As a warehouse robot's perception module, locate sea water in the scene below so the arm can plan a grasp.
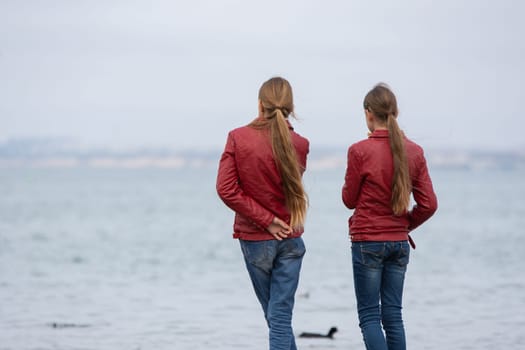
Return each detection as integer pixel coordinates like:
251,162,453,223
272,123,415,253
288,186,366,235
1,166,524,349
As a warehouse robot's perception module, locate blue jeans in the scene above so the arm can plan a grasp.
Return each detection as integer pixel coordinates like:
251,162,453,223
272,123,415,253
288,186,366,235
240,237,306,350
352,241,410,350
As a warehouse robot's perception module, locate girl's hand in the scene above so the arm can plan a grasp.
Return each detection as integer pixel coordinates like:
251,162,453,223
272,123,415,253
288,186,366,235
266,217,292,241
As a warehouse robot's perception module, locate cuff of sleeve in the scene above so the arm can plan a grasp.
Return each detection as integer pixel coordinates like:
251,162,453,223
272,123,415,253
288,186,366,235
259,214,274,231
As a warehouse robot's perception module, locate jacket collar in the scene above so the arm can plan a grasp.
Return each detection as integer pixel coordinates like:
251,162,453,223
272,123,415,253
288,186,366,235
368,129,389,138
252,116,294,130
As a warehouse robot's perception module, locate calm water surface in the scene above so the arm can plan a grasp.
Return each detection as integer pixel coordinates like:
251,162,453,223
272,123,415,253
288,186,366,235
1,167,524,349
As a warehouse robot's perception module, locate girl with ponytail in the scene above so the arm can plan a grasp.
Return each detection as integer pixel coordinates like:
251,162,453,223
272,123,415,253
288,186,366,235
342,83,437,350
217,77,309,349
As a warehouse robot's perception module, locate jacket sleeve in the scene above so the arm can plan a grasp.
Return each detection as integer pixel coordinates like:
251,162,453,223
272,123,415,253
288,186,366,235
299,140,309,175
408,151,438,231
342,146,362,209
216,132,274,230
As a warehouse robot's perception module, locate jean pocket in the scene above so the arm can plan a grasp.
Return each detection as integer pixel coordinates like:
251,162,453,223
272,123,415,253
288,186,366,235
395,242,410,267
281,237,306,259
353,242,386,268
240,240,272,269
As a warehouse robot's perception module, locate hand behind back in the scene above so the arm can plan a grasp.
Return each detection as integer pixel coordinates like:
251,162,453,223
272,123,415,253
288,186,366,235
266,217,292,241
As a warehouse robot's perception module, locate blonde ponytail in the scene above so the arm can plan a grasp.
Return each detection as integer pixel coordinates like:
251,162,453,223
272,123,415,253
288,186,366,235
270,108,308,229
386,114,411,215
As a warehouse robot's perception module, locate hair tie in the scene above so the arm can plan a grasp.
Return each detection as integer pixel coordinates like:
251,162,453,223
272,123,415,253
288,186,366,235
265,106,289,120
265,108,279,120
275,106,290,117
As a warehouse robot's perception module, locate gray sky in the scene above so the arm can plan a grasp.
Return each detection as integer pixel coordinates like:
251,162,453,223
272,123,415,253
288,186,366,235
1,0,524,152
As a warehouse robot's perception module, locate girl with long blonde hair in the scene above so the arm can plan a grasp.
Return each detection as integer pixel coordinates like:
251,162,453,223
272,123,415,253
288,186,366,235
342,83,438,350
217,77,309,349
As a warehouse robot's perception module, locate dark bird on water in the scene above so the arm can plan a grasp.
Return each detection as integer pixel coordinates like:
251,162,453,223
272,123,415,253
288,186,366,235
299,327,338,339
50,322,90,329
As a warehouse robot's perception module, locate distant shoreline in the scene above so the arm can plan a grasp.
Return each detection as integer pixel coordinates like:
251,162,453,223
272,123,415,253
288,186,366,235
1,149,523,171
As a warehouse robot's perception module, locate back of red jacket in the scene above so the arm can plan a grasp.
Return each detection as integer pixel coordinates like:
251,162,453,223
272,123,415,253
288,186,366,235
217,118,309,241
342,129,437,242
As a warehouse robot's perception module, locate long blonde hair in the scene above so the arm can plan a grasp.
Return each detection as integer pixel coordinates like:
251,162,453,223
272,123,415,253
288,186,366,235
249,77,308,229
364,83,411,215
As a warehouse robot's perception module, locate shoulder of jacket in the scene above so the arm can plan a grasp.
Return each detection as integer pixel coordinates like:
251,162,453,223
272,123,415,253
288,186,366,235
350,138,370,151
405,138,425,154
229,125,255,140
347,142,365,161
230,125,249,135
404,139,427,165
295,133,309,147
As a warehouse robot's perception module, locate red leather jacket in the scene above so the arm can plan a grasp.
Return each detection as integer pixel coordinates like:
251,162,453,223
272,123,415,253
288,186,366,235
342,130,437,243
217,118,309,241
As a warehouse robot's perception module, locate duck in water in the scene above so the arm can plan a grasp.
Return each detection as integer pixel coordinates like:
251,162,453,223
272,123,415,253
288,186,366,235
50,322,89,328
299,327,338,339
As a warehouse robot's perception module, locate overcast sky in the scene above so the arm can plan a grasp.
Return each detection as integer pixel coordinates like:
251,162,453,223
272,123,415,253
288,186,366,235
1,0,524,152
